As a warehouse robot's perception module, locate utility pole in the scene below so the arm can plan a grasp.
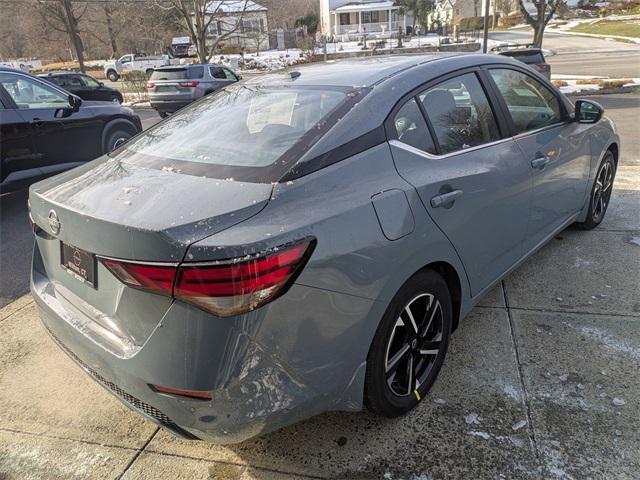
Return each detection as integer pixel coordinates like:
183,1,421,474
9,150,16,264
62,0,86,72
482,0,491,53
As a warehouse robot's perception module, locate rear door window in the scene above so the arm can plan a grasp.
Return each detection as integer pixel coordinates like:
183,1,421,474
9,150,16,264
489,68,561,134
419,72,500,154
391,97,436,154
188,66,204,79
210,67,226,79
67,75,84,87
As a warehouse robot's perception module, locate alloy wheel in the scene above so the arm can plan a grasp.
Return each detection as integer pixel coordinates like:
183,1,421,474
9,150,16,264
384,293,444,397
592,159,614,223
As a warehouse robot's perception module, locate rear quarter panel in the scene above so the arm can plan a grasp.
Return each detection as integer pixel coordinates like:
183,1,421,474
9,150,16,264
184,143,471,407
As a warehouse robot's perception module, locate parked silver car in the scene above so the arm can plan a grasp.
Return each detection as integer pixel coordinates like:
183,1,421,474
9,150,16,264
147,64,240,117
30,54,618,444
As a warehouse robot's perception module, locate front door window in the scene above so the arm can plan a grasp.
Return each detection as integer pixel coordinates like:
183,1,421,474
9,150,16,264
0,73,70,110
489,68,562,133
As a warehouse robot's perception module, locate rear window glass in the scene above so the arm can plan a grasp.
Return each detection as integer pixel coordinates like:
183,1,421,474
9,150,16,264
117,85,351,182
501,51,544,64
150,68,188,80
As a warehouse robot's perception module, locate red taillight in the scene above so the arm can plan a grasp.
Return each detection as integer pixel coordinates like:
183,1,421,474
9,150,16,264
175,239,314,317
150,384,212,401
146,82,155,89
101,258,176,296
178,81,199,87
99,239,315,317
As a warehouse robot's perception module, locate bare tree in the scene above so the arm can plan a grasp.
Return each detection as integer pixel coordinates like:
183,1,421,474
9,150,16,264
518,0,562,47
36,0,87,71
247,28,269,56
158,0,251,63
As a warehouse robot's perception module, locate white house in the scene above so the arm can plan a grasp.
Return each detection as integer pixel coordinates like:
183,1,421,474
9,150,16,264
319,1,415,37
202,0,269,49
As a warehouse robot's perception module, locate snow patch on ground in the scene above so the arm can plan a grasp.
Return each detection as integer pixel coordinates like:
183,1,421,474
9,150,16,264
579,325,640,362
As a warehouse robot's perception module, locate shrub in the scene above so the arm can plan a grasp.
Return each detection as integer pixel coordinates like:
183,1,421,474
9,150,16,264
121,71,148,103
460,16,485,30
552,80,569,87
221,44,242,55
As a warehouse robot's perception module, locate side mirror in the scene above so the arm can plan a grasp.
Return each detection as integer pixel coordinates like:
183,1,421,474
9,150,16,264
237,75,242,80
69,94,82,112
575,99,603,124
98,81,104,87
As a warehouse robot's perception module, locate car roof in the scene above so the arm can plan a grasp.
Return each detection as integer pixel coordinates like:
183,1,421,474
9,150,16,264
38,71,85,76
243,53,522,88
154,63,223,70
0,65,29,74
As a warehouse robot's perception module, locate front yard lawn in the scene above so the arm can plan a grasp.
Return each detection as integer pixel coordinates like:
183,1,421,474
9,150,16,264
570,20,640,38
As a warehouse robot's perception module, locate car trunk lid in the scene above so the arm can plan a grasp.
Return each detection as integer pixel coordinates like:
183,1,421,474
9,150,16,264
29,156,272,353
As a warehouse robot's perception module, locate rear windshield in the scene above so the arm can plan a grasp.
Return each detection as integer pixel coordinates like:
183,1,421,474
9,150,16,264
501,51,544,64
117,85,356,182
150,66,204,80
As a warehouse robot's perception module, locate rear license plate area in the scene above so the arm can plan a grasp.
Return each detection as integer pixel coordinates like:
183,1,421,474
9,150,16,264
60,242,97,288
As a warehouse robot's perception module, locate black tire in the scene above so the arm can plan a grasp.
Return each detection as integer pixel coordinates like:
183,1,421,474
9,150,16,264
158,111,169,118
106,70,119,82
574,150,616,230
365,269,452,417
104,129,132,153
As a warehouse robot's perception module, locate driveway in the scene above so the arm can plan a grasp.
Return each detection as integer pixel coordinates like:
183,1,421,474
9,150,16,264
0,95,638,479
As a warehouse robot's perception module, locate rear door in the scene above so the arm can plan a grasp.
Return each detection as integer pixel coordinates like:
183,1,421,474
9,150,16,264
485,67,591,249
387,70,533,296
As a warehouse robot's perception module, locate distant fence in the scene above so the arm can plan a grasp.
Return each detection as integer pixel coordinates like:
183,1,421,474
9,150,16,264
312,41,481,61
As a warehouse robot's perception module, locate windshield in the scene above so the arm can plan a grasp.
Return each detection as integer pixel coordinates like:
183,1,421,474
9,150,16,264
117,85,354,182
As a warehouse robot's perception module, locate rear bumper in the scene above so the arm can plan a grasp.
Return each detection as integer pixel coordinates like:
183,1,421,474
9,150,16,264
149,98,194,113
31,243,377,443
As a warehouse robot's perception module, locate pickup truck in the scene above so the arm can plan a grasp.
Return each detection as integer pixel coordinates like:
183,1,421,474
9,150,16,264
104,54,177,82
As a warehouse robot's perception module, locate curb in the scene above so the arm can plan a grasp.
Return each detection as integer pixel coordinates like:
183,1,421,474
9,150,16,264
565,85,640,97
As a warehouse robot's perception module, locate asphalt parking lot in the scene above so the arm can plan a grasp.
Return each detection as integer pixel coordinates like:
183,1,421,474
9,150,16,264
0,94,638,480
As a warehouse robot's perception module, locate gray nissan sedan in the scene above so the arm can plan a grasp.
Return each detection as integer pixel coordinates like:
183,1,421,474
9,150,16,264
29,54,619,443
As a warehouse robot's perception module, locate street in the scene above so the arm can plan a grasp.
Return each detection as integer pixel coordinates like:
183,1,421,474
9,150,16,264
489,29,640,78
0,92,639,479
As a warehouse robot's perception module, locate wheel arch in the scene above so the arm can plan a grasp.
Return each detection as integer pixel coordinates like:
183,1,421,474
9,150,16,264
577,138,620,223
101,118,139,153
421,261,462,332
607,141,619,167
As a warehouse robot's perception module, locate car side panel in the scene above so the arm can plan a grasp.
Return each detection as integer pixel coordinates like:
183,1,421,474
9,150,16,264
184,144,471,411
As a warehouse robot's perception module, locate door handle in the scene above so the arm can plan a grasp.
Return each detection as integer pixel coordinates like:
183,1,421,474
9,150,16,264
431,189,463,208
531,155,549,169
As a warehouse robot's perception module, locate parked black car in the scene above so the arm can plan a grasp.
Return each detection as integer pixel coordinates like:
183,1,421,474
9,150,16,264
38,71,124,103
493,46,551,80
0,66,142,193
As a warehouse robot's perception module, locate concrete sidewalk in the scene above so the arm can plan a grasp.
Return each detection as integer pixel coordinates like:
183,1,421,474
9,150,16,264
1,174,639,479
